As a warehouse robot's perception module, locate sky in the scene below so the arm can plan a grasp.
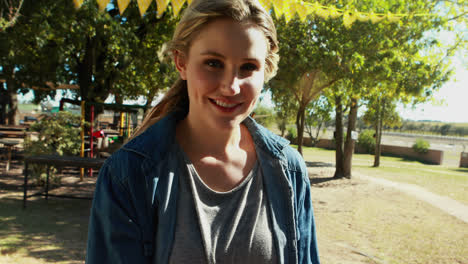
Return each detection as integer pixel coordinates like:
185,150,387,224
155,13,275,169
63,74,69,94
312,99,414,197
396,54,467,123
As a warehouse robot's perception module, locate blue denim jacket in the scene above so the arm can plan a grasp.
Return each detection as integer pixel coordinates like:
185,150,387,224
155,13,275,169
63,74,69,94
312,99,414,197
86,112,320,264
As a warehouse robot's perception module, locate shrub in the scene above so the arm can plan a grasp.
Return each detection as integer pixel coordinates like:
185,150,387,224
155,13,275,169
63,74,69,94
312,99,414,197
357,129,376,154
286,126,297,142
412,138,430,154
24,111,83,185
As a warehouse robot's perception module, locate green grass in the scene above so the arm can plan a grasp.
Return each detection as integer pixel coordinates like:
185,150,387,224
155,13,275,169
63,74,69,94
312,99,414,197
296,145,468,205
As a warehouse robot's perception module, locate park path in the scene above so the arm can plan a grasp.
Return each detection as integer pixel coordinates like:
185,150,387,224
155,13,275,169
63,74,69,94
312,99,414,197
355,173,468,224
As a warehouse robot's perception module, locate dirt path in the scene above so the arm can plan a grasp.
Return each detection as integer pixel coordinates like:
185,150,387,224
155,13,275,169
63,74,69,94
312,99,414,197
355,173,468,224
308,166,468,264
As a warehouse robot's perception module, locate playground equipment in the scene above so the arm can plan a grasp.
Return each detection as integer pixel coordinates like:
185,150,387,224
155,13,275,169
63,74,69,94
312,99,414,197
59,98,146,179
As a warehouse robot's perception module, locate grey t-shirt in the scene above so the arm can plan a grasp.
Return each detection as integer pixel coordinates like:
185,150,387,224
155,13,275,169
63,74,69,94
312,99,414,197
168,147,277,264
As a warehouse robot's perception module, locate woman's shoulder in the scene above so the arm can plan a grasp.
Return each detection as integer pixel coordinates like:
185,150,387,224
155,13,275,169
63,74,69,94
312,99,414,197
280,145,308,179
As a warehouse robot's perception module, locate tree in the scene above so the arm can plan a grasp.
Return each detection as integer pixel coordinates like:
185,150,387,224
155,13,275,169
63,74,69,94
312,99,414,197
363,95,401,167
271,16,340,155
304,94,332,145
0,0,178,124
325,0,464,178
440,124,451,135
0,0,24,29
273,94,296,137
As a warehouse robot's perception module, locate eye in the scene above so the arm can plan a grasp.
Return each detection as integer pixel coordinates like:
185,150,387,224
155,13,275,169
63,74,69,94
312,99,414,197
240,63,258,72
205,59,223,69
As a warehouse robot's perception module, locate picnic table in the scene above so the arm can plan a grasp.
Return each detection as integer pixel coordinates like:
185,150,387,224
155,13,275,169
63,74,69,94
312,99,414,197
0,139,20,171
23,155,106,208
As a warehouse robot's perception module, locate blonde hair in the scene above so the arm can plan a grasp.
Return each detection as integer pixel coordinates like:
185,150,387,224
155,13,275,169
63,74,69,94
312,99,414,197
132,0,279,137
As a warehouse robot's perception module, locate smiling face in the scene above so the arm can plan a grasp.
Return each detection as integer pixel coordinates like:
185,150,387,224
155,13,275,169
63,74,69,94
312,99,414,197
174,18,268,132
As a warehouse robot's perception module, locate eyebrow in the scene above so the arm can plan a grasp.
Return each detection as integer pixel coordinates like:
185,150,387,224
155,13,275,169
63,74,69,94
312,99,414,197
200,50,260,62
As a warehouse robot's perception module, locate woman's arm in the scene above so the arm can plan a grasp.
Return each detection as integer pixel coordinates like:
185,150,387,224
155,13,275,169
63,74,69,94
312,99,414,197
286,147,321,264
86,160,151,264
296,175,320,264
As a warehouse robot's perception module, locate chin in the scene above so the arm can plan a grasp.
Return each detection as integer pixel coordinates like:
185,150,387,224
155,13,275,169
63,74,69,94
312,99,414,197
212,115,246,131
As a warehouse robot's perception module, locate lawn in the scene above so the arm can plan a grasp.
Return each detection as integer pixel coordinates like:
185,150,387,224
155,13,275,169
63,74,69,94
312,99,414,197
298,145,468,205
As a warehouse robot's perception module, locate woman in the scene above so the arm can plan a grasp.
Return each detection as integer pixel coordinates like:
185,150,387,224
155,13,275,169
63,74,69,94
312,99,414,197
86,0,320,263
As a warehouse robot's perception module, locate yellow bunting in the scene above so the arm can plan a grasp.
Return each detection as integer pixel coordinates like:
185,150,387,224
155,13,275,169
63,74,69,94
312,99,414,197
156,0,170,18
312,2,321,13
304,2,315,18
328,6,340,19
97,0,110,12
343,12,356,28
116,0,131,15
284,0,296,22
272,0,285,18
258,0,271,10
137,0,152,16
315,6,329,19
71,0,435,26
369,12,384,23
295,2,308,21
356,11,368,22
171,0,185,16
387,12,401,23
73,0,84,8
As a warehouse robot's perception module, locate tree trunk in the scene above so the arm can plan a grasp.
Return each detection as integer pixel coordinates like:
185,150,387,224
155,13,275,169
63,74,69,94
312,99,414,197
5,66,19,125
373,102,382,167
373,101,384,167
296,105,306,155
334,95,345,178
0,88,6,125
314,121,323,146
343,98,358,178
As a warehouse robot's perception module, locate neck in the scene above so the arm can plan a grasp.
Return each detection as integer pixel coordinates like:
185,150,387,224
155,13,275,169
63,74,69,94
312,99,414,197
176,117,246,160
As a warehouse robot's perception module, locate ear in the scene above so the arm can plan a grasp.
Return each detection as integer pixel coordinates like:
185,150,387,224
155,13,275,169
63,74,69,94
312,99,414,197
173,50,188,80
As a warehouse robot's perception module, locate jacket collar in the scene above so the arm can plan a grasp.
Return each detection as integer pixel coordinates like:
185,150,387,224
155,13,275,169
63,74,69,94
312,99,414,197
122,111,290,161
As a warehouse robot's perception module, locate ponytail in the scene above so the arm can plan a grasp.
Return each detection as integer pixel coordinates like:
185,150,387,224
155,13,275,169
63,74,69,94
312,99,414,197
131,78,189,138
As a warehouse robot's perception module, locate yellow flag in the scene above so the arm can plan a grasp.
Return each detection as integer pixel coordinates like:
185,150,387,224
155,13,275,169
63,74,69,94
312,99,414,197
328,6,340,19
97,0,110,12
312,2,321,14
258,0,271,10
356,12,367,22
387,12,401,23
304,2,315,17
284,0,295,22
369,12,384,24
73,0,84,8
315,6,329,19
343,12,356,28
171,0,185,16
295,2,307,21
117,0,131,15
137,0,153,16
156,0,170,18
272,0,284,18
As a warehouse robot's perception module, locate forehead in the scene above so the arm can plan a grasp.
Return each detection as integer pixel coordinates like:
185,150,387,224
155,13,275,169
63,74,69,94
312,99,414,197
188,18,268,60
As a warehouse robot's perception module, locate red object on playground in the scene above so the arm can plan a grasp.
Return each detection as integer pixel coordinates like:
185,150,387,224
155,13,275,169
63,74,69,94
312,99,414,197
92,130,105,138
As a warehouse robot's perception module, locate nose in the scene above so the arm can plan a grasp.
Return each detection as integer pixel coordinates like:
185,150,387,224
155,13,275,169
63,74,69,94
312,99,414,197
220,68,241,96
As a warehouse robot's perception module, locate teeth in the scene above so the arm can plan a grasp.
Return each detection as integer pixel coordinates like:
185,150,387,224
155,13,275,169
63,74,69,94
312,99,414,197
214,99,237,108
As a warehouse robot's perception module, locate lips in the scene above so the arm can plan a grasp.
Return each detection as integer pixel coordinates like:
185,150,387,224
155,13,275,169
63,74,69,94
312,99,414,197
209,98,242,112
